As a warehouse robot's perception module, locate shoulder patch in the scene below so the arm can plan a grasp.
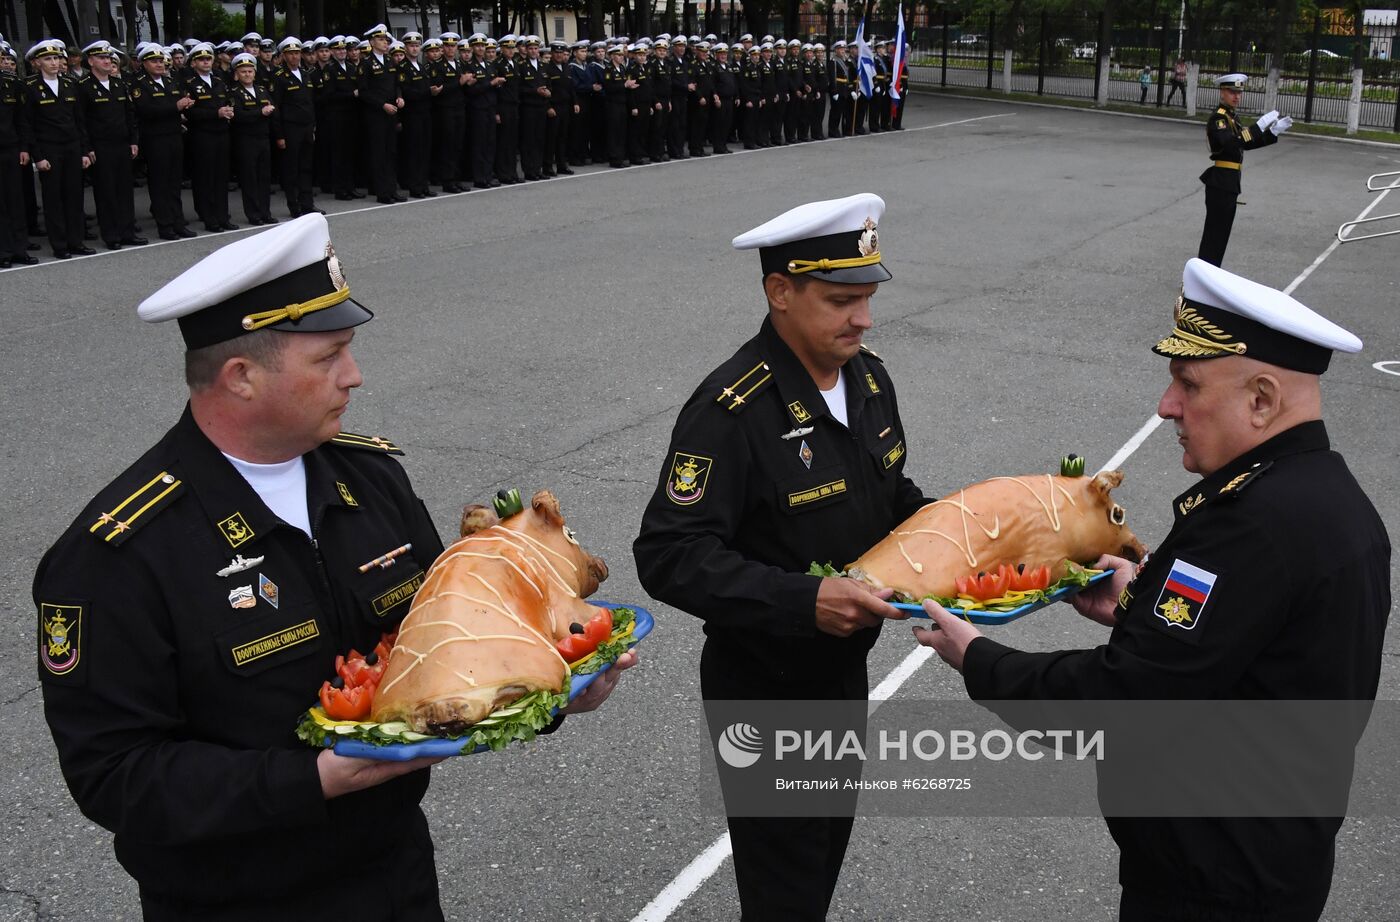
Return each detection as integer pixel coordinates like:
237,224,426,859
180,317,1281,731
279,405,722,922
715,359,772,414
88,470,185,547
859,343,883,362
1217,461,1272,500
329,432,404,455
39,600,87,684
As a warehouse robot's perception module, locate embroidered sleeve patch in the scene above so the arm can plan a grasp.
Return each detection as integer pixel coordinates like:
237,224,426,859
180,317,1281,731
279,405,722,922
667,452,713,506
39,603,83,676
1151,559,1218,635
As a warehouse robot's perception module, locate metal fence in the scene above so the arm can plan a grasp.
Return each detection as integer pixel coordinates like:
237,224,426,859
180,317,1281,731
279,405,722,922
900,11,1400,134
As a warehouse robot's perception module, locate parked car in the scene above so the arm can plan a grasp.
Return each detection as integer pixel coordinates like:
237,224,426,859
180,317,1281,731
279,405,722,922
1301,48,1342,58
955,34,985,48
1072,42,1098,60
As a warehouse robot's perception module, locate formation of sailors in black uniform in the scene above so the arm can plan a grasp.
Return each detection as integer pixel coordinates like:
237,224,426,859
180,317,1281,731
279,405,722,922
0,27,910,268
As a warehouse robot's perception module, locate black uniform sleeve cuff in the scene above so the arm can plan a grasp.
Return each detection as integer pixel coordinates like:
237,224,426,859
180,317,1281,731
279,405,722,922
962,636,1017,701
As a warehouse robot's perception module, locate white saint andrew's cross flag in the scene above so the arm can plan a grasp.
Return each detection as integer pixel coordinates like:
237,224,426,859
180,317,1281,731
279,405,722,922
854,18,876,97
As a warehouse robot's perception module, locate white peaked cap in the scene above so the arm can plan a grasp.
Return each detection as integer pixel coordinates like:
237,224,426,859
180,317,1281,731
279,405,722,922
733,193,891,284
138,214,372,348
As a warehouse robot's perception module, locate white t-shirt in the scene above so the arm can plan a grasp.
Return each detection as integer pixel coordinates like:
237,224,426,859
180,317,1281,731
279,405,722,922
223,453,312,537
43,77,60,96
820,369,849,428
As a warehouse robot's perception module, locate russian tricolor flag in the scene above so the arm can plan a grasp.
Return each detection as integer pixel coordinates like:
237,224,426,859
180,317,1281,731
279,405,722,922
1164,559,1217,606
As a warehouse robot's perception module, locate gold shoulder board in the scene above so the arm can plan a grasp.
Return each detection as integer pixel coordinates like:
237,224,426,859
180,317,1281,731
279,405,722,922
715,359,773,414
1218,461,1273,499
87,470,185,547
330,432,405,455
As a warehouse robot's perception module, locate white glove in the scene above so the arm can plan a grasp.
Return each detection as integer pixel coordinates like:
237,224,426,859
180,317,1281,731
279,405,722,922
1255,110,1278,132
850,90,857,101
1271,115,1293,135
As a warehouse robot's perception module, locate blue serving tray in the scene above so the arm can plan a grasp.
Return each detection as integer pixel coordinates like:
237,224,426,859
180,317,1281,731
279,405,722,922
892,570,1114,625
329,603,653,761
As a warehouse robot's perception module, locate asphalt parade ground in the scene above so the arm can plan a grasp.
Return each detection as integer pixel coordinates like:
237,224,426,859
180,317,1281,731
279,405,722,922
1,93,1397,921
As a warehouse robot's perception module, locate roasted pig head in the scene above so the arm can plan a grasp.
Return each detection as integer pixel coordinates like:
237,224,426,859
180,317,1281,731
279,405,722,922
848,471,1147,602
372,490,609,734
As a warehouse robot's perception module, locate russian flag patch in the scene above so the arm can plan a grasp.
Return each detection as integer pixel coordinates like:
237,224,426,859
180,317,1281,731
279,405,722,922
1152,559,1218,633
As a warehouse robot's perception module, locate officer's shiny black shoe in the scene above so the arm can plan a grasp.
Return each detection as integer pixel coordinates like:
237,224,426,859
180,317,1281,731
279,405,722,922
221,222,240,231
0,258,8,269
176,227,197,239
158,229,180,240
72,246,96,256
11,254,38,265
123,235,149,246
53,250,72,259
105,240,123,250
558,168,574,175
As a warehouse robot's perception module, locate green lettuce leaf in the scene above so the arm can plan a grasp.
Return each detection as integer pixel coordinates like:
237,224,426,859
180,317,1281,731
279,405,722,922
807,561,846,578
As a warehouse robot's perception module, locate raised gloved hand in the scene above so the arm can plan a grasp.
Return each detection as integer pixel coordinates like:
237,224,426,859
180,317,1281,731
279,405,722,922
1271,115,1293,135
1255,110,1279,132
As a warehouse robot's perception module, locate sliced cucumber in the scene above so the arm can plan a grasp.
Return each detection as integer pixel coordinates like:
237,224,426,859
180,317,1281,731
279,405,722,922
491,706,525,718
401,731,433,742
333,724,360,735
376,721,410,737
473,717,502,727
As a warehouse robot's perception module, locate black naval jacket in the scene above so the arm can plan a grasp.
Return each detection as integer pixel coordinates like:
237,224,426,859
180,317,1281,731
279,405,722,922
183,72,231,135
130,73,187,138
35,407,446,906
23,72,89,158
1200,102,1277,195
270,65,317,135
635,317,928,684
963,420,1390,913
77,73,137,145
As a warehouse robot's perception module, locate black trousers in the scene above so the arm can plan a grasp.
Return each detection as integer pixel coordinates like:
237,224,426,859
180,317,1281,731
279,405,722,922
234,132,272,223
702,640,867,922
280,122,315,214
741,101,762,148
399,111,431,193
434,111,465,185
606,103,627,165
0,147,26,257
495,107,520,180
364,109,398,199
313,103,330,188
1119,887,1327,922
140,808,443,922
627,107,648,163
769,97,785,144
667,98,687,157
827,95,846,138
1198,184,1237,267
188,128,230,227
143,133,188,233
546,106,570,172
91,138,137,244
809,94,826,139
785,93,801,141
326,108,356,195
853,94,868,133
650,101,669,160
570,96,592,162
710,97,734,151
468,106,496,187
38,142,85,251
689,98,710,154
519,104,546,177
876,91,892,130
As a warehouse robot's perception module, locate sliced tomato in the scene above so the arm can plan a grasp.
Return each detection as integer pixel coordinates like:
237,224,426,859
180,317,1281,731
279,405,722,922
954,565,1014,601
319,680,372,720
1010,564,1052,593
335,649,387,689
556,608,614,662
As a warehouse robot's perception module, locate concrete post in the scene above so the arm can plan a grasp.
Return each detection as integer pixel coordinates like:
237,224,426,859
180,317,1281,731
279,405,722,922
1096,54,1109,106
1186,62,1198,117
1347,68,1363,134
1003,48,1013,94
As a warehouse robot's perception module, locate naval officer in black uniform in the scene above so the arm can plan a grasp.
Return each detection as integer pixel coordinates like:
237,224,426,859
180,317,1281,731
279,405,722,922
916,257,1390,922
635,193,929,921
35,213,634,920
1198,73,1291,267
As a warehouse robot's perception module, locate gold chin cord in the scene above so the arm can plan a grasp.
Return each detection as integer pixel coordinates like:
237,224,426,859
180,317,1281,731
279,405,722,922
241,286,352,331
786,252,881,274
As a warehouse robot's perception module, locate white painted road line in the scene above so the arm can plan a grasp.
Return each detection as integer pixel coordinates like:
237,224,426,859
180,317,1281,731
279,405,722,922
630,832,734,922
629,172,1383,922
0,112,1012,277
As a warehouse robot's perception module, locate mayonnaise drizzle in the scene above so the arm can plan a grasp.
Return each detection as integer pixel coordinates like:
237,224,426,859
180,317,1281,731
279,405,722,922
897,541,924,574
988,475,1066,532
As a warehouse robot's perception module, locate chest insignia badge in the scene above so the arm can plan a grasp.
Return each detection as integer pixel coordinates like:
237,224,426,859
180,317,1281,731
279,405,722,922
336,481,358,506
787,400,812,424
258,573,280,609
217,554,264,577
218,512,255,548
228,585,257,609
780,426,814,441
798,440,813,469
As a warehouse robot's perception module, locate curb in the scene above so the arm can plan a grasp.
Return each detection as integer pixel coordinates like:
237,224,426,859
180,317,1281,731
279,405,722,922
908,85,1400,150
